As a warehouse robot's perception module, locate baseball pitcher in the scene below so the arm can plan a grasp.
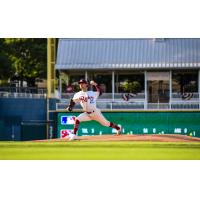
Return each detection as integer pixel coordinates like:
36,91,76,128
67,79,121,140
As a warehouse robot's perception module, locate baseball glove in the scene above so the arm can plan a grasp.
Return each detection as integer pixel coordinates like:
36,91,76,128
67,106,73,112
67,99,75,112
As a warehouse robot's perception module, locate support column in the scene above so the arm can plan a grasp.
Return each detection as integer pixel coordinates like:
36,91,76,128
169,70,172,109
47,38,56,98
85,71,88,80
59,70,62,98
144,71,147,109
116,72,119,93
112,71,115,101
47,38,56,139
199,69,200,109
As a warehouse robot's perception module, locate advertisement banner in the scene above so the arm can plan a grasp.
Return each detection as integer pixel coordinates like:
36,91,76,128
61,116,75,125
57,111,200,138
60,129,74,139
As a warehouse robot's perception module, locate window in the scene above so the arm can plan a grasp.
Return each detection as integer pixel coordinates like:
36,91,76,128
88,71,112,93
172,70,198,94
60,71,85,93
115,72,144,93
147,72,169,103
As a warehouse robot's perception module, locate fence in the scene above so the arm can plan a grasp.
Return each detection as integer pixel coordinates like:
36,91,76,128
0,87,47,99
57,111,200,138
56,102,200,110
0,86,47,93
0,98,48,141
20,121,55,141
1,87,199,110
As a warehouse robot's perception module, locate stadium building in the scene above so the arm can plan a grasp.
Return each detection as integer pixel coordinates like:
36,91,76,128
56,38,200,110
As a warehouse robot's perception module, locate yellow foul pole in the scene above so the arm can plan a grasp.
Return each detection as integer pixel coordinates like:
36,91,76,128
47,38,56,139
47,38,56,98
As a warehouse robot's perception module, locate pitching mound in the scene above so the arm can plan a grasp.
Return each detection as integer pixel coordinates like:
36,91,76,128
77,134,200,142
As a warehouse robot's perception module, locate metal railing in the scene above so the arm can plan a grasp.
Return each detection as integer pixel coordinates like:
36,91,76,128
56,100,145,110
1,88,199,110
0,92,46,98
0,86,47,93
56,92,200,110
61,92,145,100
0,87,47,99
56,101,200,110
171,101,199,109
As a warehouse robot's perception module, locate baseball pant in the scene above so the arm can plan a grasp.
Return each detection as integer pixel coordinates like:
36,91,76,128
77,109,110,127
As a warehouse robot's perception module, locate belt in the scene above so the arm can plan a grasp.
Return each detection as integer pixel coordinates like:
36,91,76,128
86,110,95,114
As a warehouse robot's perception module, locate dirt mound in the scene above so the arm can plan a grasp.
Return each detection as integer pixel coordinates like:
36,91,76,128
78,134,200,142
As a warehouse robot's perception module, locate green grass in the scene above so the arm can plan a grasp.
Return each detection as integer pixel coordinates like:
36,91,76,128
0,141,200,160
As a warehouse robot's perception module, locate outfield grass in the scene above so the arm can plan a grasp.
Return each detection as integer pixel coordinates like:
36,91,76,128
0,141,200,160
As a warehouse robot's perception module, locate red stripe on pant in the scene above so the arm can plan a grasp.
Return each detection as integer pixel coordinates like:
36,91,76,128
73,119,80,135
109,122,120,130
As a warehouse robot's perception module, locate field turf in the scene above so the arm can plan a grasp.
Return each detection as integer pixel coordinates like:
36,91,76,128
0,141,200,160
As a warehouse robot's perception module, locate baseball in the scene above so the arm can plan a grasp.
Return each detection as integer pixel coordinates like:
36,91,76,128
90,80,95,85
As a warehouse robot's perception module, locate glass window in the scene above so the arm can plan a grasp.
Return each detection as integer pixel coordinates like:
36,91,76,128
172,70,198,93
115,72,144,93
88,71,112,93
147,72,169,103
61,71,85,93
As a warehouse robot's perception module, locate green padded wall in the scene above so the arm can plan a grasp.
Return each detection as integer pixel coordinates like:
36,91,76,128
57,111,200,138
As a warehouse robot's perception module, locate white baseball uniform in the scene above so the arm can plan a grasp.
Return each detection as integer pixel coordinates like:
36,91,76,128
72,90,110,127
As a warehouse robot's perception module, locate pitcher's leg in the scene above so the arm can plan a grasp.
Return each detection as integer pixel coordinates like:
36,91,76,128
109,122,121,131
92,110,121,134
73,113,91,135
73,118,80,135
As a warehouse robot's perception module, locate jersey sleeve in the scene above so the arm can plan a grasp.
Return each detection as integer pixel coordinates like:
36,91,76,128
72,93,80,103
94,91,100,99
93,85,102,98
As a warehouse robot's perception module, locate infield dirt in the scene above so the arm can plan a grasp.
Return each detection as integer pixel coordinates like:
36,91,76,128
78,134,200,142
48,134,200,142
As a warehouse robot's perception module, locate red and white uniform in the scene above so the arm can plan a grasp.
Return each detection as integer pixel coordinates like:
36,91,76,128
72,90,110,126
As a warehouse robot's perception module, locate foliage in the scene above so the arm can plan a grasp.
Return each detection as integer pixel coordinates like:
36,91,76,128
120,80,141,93
0,39,13,80
0,38,47,86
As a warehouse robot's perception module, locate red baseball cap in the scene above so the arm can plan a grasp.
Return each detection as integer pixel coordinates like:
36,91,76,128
78,79,88,84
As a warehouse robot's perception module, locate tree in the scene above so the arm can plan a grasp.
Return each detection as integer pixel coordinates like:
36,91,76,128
4,38,47,87
0,39,13,82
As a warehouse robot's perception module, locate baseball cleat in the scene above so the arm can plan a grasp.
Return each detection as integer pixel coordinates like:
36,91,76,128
113,127,122,136
117,127,122,135
68,133,77,141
